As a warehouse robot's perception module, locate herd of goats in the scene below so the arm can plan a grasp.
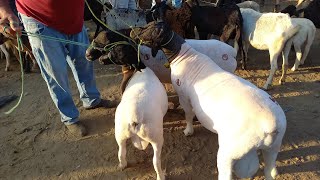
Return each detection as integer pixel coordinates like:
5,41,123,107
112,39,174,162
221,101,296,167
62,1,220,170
1,0,319,179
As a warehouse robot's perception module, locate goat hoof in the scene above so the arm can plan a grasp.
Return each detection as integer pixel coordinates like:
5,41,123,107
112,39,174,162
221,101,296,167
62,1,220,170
31,65,41,73
5,67,10,71
262,84,272,91
183,128,194,136
291,67,297,72
118,162,127,171
279,80,285,85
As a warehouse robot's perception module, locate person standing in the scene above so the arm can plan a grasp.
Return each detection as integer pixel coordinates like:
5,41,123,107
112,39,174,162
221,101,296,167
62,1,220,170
0,0,113,137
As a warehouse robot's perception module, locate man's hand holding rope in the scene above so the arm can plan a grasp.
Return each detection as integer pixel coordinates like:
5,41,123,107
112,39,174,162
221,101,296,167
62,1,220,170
0,0,22,38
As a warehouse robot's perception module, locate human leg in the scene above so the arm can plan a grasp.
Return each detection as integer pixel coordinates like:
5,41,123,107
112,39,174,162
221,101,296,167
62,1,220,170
20,14,82,126
66,26,102,109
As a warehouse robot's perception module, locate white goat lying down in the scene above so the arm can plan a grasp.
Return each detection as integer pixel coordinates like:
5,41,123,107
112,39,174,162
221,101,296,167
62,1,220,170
240,8,301,90
131,22,287,180
140,39,237,83
282,18,316,71
115,67,168,180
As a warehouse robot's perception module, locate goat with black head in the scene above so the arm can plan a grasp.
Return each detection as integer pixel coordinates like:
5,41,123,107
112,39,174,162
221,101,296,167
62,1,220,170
85,29,144,70
85,29,146,94
147,0,246,69
130,21,287,180
296,0,320,28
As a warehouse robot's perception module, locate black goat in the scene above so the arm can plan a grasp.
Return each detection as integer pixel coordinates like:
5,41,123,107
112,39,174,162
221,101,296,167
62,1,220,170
301,0,320,28
85,29,145,94
280,5,300,17
189,0,246,69
281,1,320,28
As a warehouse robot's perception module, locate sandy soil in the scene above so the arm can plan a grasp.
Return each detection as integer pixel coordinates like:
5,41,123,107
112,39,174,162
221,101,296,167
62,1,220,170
0,1,320,179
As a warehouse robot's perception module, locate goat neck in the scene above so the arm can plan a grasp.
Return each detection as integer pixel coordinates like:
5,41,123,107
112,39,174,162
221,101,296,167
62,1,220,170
120,65,136,94
161,32,185,63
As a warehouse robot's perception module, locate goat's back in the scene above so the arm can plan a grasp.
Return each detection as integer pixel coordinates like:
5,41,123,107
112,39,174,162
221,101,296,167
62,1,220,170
170,44,285,138
121,67,168,117
241,8,296,48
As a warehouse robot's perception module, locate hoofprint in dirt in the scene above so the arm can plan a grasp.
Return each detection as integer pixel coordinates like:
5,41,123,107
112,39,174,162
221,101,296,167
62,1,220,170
1,4,320,180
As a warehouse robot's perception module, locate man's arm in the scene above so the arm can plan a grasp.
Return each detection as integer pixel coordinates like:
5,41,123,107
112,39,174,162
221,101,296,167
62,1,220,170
0,0,21,36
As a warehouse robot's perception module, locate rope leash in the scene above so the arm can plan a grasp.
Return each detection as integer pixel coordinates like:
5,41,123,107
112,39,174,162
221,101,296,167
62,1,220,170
4,33,24,115
3,0,146,114
85,0,146,65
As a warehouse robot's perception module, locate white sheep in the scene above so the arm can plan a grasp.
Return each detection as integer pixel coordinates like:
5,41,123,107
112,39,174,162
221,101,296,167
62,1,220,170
131,21,287,179
240,8,300,90
237,1,260,12
140,39,238,83
282,18,316,72
115,67,168,180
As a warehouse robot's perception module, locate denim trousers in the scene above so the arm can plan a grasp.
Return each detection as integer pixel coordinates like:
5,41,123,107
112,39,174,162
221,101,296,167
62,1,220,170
19,13,101,125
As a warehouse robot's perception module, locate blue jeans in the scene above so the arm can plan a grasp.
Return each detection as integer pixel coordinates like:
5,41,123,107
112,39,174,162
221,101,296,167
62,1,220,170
19,13,101,125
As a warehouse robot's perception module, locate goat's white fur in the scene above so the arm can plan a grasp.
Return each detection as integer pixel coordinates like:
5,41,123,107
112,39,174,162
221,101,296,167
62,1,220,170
168,43,286,179
0,44,10,71
140,39,237,83
237,1,260,12
115,67,168,180
283,18,316,71
240,8,300,89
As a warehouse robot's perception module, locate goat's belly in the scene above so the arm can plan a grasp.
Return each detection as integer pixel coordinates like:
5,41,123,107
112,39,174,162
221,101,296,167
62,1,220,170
249,39,269,50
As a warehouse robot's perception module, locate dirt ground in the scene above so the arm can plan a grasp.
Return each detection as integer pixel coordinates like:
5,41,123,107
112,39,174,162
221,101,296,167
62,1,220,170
1,1,320,180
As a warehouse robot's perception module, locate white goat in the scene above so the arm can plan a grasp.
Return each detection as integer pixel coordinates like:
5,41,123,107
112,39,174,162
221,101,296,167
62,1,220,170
282,18,316,71
240,8,300,90
237,1,260,12
0,44,10,71
131,22,287,179
172,43,286,180
115,67,168,180
140,39,237,83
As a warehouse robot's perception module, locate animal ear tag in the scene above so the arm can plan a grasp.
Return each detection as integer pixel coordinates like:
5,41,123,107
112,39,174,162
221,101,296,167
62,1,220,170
164,62,170,68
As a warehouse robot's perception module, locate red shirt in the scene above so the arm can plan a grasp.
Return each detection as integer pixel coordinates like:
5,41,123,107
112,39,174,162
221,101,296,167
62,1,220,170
16,0,84,34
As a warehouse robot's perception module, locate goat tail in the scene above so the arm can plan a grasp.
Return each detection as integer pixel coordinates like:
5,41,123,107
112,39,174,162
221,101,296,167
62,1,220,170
131,134,149,150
